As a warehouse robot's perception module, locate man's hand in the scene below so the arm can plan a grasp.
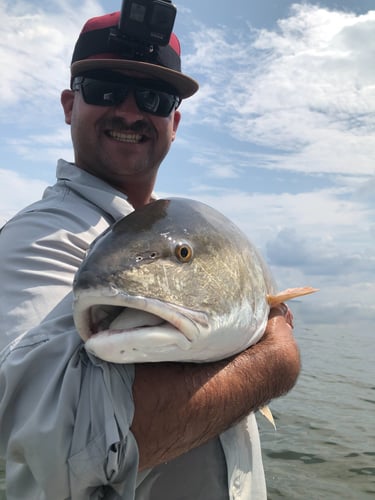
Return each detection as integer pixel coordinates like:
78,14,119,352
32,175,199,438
268,302,294,328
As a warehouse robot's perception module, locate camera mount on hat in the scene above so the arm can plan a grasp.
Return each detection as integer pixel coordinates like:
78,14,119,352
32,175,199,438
108,0,177,59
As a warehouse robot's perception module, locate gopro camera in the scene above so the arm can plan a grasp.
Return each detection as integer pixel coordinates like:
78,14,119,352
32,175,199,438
109,0,177,57
119,0,176,45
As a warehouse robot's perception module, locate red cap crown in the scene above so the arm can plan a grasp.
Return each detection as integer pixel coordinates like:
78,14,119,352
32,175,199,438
71,11,198,99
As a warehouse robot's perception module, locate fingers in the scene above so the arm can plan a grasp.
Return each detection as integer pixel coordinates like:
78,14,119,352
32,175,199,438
268,303,294,329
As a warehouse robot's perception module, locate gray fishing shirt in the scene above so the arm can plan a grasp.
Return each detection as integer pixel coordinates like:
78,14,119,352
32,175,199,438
0,159,266,499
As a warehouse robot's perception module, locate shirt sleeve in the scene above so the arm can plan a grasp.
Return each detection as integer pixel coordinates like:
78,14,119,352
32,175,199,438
0,205,110,350
0,321,139,500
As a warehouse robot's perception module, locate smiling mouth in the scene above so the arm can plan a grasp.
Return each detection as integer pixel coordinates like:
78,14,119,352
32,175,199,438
106,130,146,144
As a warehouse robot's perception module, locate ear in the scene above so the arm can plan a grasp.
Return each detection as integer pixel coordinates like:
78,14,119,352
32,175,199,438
61,90,75,125
171,110,181,142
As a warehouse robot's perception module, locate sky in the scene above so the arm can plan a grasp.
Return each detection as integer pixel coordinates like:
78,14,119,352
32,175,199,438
0,0,374,339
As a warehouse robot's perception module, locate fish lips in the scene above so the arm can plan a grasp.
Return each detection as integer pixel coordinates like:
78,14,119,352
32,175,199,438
73,286,210,363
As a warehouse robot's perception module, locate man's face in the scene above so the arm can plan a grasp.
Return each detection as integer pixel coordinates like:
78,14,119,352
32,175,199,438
61,70,181,194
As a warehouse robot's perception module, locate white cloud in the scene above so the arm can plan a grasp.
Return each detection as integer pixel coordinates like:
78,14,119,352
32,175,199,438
0,168,48,224
0,0,104,113
185,185,373,245
266,227,375,280
7,127,73,163
182,4,375,175
0,0,102,167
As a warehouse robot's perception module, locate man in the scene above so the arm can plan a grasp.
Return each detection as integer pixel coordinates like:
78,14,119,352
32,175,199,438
0,10,300,500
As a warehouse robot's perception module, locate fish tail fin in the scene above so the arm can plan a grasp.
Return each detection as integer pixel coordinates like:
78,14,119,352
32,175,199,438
267,286,318,307
259,405,276,429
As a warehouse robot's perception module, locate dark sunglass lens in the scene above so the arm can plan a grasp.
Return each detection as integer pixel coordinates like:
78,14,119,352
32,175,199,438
81,80,128,106
76,77,179,116
137,89,161,114
136,88,177,117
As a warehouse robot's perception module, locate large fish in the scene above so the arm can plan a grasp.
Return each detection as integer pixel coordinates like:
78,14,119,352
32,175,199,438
73,197,316,365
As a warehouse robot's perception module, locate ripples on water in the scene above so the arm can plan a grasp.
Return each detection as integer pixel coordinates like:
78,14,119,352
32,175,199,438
0,460,4,500
0,315,374,498
260,316,375,499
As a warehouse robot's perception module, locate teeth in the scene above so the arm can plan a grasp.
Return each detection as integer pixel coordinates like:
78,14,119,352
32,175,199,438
108,131,143,143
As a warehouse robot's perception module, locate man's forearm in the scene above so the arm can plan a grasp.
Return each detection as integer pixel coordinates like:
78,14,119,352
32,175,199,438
131,307,300,470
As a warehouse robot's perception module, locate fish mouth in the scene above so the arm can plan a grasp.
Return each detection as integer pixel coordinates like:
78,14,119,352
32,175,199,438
73,286,210,359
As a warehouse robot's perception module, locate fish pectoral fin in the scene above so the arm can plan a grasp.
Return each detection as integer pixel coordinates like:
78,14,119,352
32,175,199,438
259,405,276,430
267,286,318,307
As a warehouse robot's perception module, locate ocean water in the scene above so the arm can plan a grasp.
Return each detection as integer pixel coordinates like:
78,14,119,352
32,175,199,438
260,315,375,499
0,463,3,500
0,314,373,499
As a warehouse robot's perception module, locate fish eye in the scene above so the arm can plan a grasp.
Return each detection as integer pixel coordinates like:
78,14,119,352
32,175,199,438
175,242,193,263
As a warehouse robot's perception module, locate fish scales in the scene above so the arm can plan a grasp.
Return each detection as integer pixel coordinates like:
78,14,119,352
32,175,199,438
73,198,316,364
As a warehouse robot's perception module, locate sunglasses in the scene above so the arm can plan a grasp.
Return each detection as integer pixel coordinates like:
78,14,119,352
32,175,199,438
72,75,181,117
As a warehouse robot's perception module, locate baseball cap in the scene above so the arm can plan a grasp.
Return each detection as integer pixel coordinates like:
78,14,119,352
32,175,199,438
71,11,199,99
